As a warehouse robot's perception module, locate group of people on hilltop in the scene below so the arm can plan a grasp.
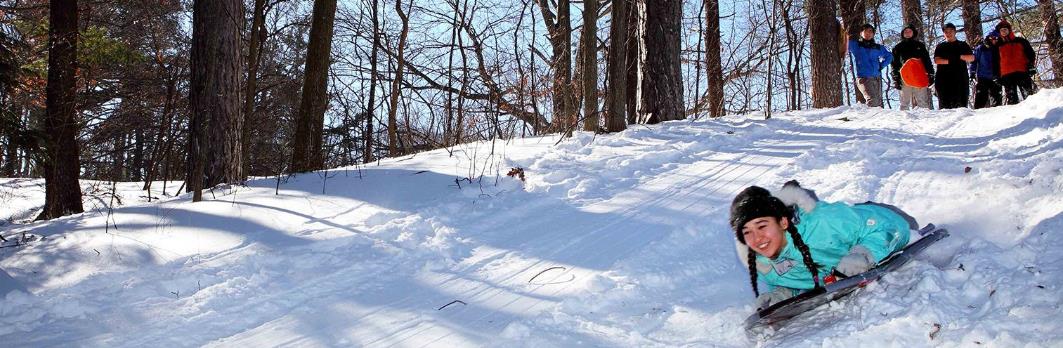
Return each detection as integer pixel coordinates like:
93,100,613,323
846,20,1038,110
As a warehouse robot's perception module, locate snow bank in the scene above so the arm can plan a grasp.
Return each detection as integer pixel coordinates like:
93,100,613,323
2,90,1062,347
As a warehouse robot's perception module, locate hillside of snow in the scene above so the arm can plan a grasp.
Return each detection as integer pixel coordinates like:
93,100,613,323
2,89,1062,347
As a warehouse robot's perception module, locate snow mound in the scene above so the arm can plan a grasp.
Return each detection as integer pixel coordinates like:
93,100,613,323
2,90,1062,346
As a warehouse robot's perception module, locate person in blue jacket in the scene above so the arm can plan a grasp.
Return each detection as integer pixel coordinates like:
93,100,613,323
730,181,915,310
847,24,893,107
970,33,1003,109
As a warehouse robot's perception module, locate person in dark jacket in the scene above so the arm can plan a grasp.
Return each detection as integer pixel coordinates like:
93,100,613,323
934,23,975,109
890,24,935,110
969,34,1003,108
994,20,1037,104
846,24,893,107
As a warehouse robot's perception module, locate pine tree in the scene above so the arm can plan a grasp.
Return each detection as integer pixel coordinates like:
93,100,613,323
188,0,244,201
37,0,84,220
291,0,339,171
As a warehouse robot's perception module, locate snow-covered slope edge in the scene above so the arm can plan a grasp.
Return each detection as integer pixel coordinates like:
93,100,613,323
0,89,1061,347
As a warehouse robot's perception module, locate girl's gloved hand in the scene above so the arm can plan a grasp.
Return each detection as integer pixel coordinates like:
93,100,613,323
836,245,875,276
755,287,793,311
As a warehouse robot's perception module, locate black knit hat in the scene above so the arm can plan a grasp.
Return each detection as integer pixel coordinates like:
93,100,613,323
730,186,793,244
902,24,918,38
943,22,957,31
861,23,875,32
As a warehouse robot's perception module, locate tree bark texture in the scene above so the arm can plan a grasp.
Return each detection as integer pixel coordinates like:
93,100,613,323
546,0,575,132
901,0,925,43
386,0,410,156
839,0,867,104
605,0,629,132
704,0,724,118
1040,0,1063,85
582,0,599,132
624,1,638,125
189,0,244,201
242,0,268,177
961,0,983,45
291,0,338,171
38,0,84,220
807,0,844,108
636,0,684,124
839,0,866,45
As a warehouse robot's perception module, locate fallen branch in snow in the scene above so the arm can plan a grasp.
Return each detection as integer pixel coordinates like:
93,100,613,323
529,266,566,283
453,177,473,189
437,300,466,310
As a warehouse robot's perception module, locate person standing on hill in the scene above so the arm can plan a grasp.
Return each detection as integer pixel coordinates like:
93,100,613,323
993,20,1037,104
933,23,975,109
846,24,893,108
890,24,935,110
970,34,1003,109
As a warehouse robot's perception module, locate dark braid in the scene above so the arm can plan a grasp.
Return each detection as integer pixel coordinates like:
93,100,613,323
747,246,760,297
786,223,823,288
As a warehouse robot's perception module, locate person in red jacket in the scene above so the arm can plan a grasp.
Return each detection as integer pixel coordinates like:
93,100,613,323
994,20,1037,104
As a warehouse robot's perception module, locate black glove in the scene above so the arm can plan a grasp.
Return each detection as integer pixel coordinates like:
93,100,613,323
1028,68,1038,77
927,74,935,86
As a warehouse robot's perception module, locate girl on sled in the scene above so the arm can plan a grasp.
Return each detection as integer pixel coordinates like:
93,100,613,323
729,181,917,309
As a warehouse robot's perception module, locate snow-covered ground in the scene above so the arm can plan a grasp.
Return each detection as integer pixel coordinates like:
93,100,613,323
2,89,1062,347
1,178,184,226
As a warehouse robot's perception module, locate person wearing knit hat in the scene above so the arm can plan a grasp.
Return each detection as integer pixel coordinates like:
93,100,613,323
970,32,1003,108
890,24,935,110
730,181,915,310
844,23,893,107
993,20,1038,104
933,23,975,109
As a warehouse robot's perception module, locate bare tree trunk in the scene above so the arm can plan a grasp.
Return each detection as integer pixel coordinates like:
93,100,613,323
572,28,586,127
189,0,244,201
764,0,779,118
444,0,459,146
807,0,843,108
781,0,799,110
143,65,179,191
2,118,16,176
38,0,84,220
704,0,724,117
961,0,983,45
364,0,380,163
1040,0,1063,85
637,0,684,123
291,0,337,172
605,0,630,132
242,0,268,177
625,2,638,124
902,0,925,43
540,0,575,132
456,0,470,144
387,0,411,156
582,0,599,132
132,128,144,181
839,0,867,104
